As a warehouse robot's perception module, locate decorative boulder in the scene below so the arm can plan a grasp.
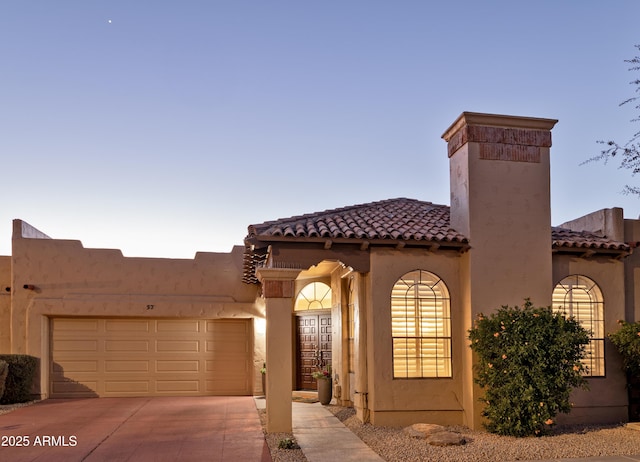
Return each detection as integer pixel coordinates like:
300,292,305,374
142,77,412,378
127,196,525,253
403,423,446,439
427,431,466,446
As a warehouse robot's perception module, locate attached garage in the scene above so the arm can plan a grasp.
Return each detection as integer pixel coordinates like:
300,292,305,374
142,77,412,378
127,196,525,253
50,318,252,398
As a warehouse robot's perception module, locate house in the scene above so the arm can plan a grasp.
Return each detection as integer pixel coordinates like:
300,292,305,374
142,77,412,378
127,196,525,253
1,112,637,434
0,224,263,400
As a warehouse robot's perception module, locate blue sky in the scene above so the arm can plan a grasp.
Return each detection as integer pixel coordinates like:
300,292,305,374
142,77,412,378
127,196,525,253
2,1,639,258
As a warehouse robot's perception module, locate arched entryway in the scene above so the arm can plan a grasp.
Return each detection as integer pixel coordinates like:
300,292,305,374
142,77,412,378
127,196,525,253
294,281,332,390
295,313,332,389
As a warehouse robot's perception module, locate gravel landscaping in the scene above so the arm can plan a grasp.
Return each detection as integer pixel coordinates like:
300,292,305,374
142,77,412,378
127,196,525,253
258,408,308,462
325,406,640,462
0,400,39,416
259,404,640,462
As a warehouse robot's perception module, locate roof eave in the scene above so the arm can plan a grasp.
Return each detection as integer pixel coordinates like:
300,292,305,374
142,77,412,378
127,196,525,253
246,234,470,251
552,245,631,259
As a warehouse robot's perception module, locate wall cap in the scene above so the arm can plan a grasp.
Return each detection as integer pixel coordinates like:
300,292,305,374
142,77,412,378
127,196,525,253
442,112,558,142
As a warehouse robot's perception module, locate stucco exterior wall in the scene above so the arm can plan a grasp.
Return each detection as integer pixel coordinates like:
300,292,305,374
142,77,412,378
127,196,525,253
552,254,628,424
329,266,346,405
351,271,370,422
0,256,11,353
9,220,263,398
360,246,629,428
367,247,464,426
560,208,625,242
624,218,640,322
450,142,553,312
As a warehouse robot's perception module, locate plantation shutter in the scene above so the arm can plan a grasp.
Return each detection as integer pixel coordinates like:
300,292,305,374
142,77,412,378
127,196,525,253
391,270,452,378
552,275,605,376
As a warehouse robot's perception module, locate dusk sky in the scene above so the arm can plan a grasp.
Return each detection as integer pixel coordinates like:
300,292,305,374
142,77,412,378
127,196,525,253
2,2,639,258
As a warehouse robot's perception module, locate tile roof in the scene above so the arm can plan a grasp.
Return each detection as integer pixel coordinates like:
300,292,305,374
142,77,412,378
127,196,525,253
551,227,630,252
246,198,468,244
243,198,631,283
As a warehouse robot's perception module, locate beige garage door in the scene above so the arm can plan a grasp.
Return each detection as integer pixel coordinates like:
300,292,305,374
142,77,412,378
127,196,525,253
51,318,252,398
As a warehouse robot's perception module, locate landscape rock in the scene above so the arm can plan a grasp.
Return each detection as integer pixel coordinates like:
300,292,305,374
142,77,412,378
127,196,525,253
427,431,466,446
403,423,446,439
327,406,640,461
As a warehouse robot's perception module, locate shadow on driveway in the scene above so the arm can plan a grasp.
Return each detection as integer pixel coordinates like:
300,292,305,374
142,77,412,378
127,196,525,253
0,396,271,462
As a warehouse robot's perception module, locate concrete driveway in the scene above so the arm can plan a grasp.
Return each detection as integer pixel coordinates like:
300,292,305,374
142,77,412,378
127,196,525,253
0,396,271,462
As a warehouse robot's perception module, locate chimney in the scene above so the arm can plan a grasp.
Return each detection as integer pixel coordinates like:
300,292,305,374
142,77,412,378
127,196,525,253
442,112,558,430
442,112,558,310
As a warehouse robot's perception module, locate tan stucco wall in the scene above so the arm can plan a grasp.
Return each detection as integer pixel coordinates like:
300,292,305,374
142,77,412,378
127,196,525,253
257,267,300,432
552,254,628,425
449,142,553,311
9,220,263,398
450,142,554,427
561,208,625,242
0,256,11,353
329,266,347,404
366,247,464,427
350,271,370,422
357,244,629,427
625,218,640,322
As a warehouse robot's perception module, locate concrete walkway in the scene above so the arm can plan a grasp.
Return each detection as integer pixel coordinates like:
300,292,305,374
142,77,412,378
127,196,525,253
291,401,384,462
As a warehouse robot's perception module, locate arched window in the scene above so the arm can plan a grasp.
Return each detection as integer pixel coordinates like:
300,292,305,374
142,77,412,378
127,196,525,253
391,270,452,378
295,282,332,311
552,275,605,377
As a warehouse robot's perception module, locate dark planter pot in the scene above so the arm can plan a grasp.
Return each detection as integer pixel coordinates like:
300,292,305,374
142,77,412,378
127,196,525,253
317,378,332,405
261,373,266,398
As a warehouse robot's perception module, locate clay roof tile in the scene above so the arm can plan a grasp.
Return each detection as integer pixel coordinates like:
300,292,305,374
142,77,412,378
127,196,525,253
243,198,630,283
246,198,468,244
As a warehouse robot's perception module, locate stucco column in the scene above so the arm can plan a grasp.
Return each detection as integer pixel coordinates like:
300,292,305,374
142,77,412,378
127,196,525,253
257,267,301,433
353,272,370,423
442,112,558,430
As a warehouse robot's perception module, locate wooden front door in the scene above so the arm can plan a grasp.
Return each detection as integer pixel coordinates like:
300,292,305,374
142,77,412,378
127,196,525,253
296,314,332,390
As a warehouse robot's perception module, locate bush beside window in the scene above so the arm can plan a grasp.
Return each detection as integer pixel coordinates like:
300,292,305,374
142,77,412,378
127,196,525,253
468,299,590,437
609,320,640,375
0,360,8,400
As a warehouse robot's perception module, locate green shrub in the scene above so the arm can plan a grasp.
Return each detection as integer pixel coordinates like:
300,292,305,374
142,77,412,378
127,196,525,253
0,355,38,404
468,299,590,437
0,360,8,399
609,320,640,375
277,437,298,449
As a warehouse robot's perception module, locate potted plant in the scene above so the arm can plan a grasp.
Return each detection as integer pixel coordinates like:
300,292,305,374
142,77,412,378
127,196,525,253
312,365,332,405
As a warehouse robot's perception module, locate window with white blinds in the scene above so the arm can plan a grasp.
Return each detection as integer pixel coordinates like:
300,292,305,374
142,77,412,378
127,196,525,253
391,270,452,378
552,275,605,377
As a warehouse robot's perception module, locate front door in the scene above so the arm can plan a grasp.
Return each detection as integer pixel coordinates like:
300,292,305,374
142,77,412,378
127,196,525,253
296,313,332,390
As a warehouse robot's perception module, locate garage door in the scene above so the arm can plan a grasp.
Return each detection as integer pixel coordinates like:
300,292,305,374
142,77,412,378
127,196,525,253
50,318,252,398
